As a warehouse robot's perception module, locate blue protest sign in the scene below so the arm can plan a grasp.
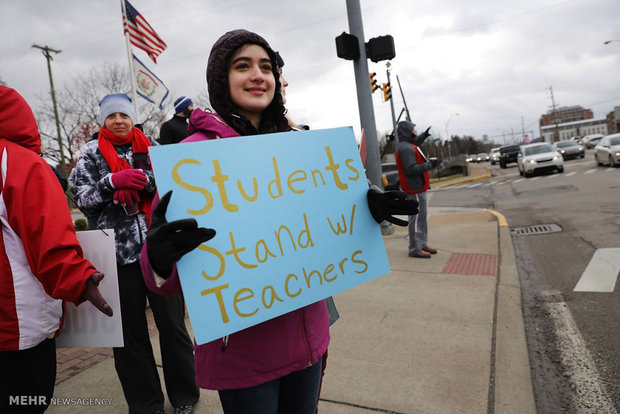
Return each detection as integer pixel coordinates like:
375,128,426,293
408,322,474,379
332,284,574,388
148,127,390,345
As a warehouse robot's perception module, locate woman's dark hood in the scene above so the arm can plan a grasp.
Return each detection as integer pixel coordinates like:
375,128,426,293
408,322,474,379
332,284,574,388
206,29,289,135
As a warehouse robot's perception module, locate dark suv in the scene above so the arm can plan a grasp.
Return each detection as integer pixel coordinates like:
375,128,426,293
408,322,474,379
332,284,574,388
499,144,520,168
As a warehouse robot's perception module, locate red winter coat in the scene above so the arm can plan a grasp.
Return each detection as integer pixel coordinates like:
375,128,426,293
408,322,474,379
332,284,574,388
0,86,97,351
140,109,330,390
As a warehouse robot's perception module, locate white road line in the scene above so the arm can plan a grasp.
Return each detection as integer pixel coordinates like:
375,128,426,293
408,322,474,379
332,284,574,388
565,171,576,177
606,167,616,172
573,248,620,292
467,183,483,188
584,169,597,175
545,300,618,413
514,178,525,184
530,176,540,181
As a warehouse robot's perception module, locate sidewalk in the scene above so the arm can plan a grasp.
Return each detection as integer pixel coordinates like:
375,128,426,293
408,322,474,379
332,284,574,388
49,162,536,413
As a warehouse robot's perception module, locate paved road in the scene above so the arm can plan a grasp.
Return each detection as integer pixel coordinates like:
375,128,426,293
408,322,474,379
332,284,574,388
430,151,620,413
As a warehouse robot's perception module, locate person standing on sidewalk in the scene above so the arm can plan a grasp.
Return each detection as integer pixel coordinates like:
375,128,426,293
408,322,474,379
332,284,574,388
70,93,199,414
159,96,194,145
0,86,113,414
395,120,438,258
140,29,417,414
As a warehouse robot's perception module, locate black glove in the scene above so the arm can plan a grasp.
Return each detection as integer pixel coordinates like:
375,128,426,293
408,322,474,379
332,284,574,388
430,157,438,168
146,191,216,277
367,187,419,226
420,126,431,140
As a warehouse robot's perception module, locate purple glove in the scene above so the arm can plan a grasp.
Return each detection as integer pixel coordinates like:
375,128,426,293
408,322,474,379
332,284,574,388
82,272,113,317
111,169,147,190
114,189,140,206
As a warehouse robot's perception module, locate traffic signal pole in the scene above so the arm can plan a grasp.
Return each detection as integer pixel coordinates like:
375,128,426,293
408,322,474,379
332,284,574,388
386,64,397,144
345,0,383,189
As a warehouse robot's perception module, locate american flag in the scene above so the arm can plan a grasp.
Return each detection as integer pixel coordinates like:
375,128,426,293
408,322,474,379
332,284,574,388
122,0,167,63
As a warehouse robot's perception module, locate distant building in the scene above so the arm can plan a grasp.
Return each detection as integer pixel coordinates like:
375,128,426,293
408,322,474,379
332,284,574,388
540,118,607,142
539,105,593,127
606,106,620,134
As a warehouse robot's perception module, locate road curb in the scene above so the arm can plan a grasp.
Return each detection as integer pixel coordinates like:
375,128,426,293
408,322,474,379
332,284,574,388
433,171,492,189
491,211,537,414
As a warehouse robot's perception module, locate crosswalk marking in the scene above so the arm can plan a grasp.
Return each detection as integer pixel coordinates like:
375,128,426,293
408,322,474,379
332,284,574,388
584,169,596,175
565,172,576,176
573,248,620,292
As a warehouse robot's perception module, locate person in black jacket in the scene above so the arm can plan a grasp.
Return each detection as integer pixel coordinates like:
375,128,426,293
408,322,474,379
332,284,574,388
159,96,194,145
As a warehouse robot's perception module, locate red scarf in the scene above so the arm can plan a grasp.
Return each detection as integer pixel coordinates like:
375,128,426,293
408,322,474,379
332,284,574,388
98,127,154,221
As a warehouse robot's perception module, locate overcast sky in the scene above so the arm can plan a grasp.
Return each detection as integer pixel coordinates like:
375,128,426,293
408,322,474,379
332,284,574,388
2,0,619,145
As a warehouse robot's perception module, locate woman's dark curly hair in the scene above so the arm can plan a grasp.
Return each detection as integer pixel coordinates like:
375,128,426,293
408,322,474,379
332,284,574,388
206,29,289,136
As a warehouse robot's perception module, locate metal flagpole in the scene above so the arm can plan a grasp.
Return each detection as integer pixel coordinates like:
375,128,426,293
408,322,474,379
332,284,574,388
120,0,139,121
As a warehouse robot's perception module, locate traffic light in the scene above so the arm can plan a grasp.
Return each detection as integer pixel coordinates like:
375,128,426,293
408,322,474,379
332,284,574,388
369,72,379,93
382,82,391,101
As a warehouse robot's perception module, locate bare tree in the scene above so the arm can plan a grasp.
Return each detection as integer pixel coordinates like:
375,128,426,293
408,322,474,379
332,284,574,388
34,62,168,173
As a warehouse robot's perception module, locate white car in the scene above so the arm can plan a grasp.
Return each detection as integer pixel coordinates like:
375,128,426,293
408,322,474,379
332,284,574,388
594,133,620,167
517,143,564,177
581,133,604,149
489,147,500,165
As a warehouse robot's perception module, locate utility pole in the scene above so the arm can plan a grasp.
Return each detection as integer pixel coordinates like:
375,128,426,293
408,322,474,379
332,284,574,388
385,63,397,143
549,85,559,143
32,44,66,176
345,0,382,188
521,116,525,142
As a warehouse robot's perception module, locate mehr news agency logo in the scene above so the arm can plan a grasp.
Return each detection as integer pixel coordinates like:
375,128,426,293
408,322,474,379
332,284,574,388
9,395,112,407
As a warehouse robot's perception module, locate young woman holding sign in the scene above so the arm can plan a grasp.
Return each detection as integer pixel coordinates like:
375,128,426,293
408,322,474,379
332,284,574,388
140,29,418,414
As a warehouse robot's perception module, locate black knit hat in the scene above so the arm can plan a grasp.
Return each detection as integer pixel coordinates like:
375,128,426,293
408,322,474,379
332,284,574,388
206,29,288,135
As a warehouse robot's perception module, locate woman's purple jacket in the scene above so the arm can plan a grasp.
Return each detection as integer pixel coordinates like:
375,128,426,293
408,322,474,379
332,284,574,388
140,109,330,390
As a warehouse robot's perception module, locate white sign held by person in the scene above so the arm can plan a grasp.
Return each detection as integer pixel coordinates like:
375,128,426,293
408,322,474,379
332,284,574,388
56,230,124,348
148,127,391,345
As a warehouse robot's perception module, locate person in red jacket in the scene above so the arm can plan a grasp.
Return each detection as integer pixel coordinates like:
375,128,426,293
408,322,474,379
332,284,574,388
0,86,112,413
395,120,439,258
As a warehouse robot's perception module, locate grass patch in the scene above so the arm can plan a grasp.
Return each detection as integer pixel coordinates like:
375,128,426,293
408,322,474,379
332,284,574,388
430,173,464,183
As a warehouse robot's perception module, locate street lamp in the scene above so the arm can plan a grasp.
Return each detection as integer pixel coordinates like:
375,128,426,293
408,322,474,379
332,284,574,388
604,40,620,45
445,113,459,161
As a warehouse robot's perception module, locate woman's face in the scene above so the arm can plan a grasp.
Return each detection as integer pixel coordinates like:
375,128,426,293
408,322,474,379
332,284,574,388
104,112,133,136
228,44,275,124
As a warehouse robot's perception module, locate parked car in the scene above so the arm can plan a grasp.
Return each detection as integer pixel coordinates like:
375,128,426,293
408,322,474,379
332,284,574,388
499,144,520,168
581,134,604,149
552,140,585,160
517,143,564,177
381,162,400,190
489,147,500,165
476,153,490,162
594,133,620,167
